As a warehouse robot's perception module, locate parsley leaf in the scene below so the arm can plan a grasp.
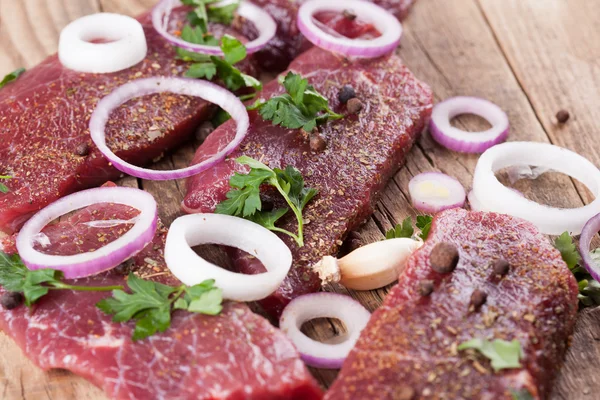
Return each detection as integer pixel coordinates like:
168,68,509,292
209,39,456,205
385,217,415,240
0,68,25,89
97,274,223,341
458,338,523,372
206,0,240,25
510,389,534,400
416,215,433,240
0,252,123,306
554,233,600,307
554,231,581,270
0,175,12,194
254,72,343,132
215,156,318,247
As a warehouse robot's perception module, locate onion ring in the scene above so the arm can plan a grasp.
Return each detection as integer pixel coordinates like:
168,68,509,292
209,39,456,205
164,214,292,302
297,0,402,58
430,96,509,153
58,13,147,73
90,77,249,180
279,292,371,369
16,187,158,279
579,213,600,281
472,141,600,235
152,0,276,56
409,172,466,213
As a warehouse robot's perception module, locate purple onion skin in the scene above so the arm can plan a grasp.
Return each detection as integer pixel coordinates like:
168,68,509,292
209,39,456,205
301,353,345,369
429,118,509,154
579,213,600,282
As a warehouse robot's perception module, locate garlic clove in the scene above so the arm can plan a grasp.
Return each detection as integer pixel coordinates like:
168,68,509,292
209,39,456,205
313,255,342,286
338,238,422,290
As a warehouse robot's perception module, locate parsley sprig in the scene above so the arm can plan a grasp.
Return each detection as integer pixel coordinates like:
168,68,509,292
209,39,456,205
182,0,240,32
0,252,122,306
97,274,222,341
385,215,433,241
0,68,25,89
249,72,344,132
0,252,224,341
0,175,11,194
554,232,600,307
458,338,523,372
177,28,261,93
215,156,318,247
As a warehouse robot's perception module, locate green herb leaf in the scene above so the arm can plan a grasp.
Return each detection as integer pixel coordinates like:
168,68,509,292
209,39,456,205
185,62,218,80
0,175,11,194
255,72,343,132
216,157,317,246
0,68,25,89
385,217,415,240
416,215,433,240
221,35,246,65
458,338,523,372
510,389,534,400
132,306,172,341
207,0,240,25
554,231,581,270
187,287,223,315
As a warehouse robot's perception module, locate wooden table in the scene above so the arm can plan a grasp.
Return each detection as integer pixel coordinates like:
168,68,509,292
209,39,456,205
1,0,599,398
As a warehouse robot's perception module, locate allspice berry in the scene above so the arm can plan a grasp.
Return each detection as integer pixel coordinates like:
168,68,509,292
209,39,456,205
493,259,510,277
310,134,327,152
418,280,435,296
430,242,459,274
470,289,488,310
1,292,23,310
346,98,363,114
74,143,90,157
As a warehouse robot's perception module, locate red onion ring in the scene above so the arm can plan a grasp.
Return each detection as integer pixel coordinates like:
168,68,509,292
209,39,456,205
297,0,402,58
16,187,158,279
165,214,292,302
279,292,371,369
90,77,249,180
430,96,509,153
152,0,276,56
579,213,600,281
473,142,600,235
409,172,466,214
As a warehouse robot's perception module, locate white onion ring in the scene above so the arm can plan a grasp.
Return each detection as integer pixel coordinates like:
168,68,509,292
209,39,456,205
430,97,509,153
409,172,466,213
472,141,600,235
152,0,276,55
16,187,158,279
297,0,402,58
58,13,147,73
279,292,371,369
579,214,600,281
164,214,292,302
90,77,249,180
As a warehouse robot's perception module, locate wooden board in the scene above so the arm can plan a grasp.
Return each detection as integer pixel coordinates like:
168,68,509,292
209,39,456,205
0,0,599,398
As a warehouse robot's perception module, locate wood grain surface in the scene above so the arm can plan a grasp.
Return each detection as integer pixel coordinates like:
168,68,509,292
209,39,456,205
0,0,599,398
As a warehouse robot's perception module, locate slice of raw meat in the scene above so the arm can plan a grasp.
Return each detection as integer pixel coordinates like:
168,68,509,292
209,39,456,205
326,209,579,400
0,197,323,399
0,11,255,234
242,0,416,71
183,46,433,317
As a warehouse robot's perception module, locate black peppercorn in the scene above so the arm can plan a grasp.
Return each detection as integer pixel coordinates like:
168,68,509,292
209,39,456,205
470,289,487,310
338,85,356,104
74,143,90,157
310,134,327,152
430,242,459,274
493,259,510,277
1,292,24,310
556,110,570,123
418,280,434,296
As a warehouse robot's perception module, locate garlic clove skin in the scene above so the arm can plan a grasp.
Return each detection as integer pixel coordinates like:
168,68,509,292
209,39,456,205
314,255,342,286
338,238,423,290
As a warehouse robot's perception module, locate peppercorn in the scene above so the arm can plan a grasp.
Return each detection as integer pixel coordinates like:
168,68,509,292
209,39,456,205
346,98,363,114
397,385,415,400
1,292,23,310
342,9,357,20
493,259,510,277
430,242,459,274
74,143,90,157
338,85,356,104
556,110,570,123
418,280,434,296
470,289,487,310
310,134,327,152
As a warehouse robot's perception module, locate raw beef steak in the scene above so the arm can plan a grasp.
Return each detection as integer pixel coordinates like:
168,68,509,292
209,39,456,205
244,0,416,71
326,209,578,400
0,11,255,234
0,193,322,399
183,46,433,317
